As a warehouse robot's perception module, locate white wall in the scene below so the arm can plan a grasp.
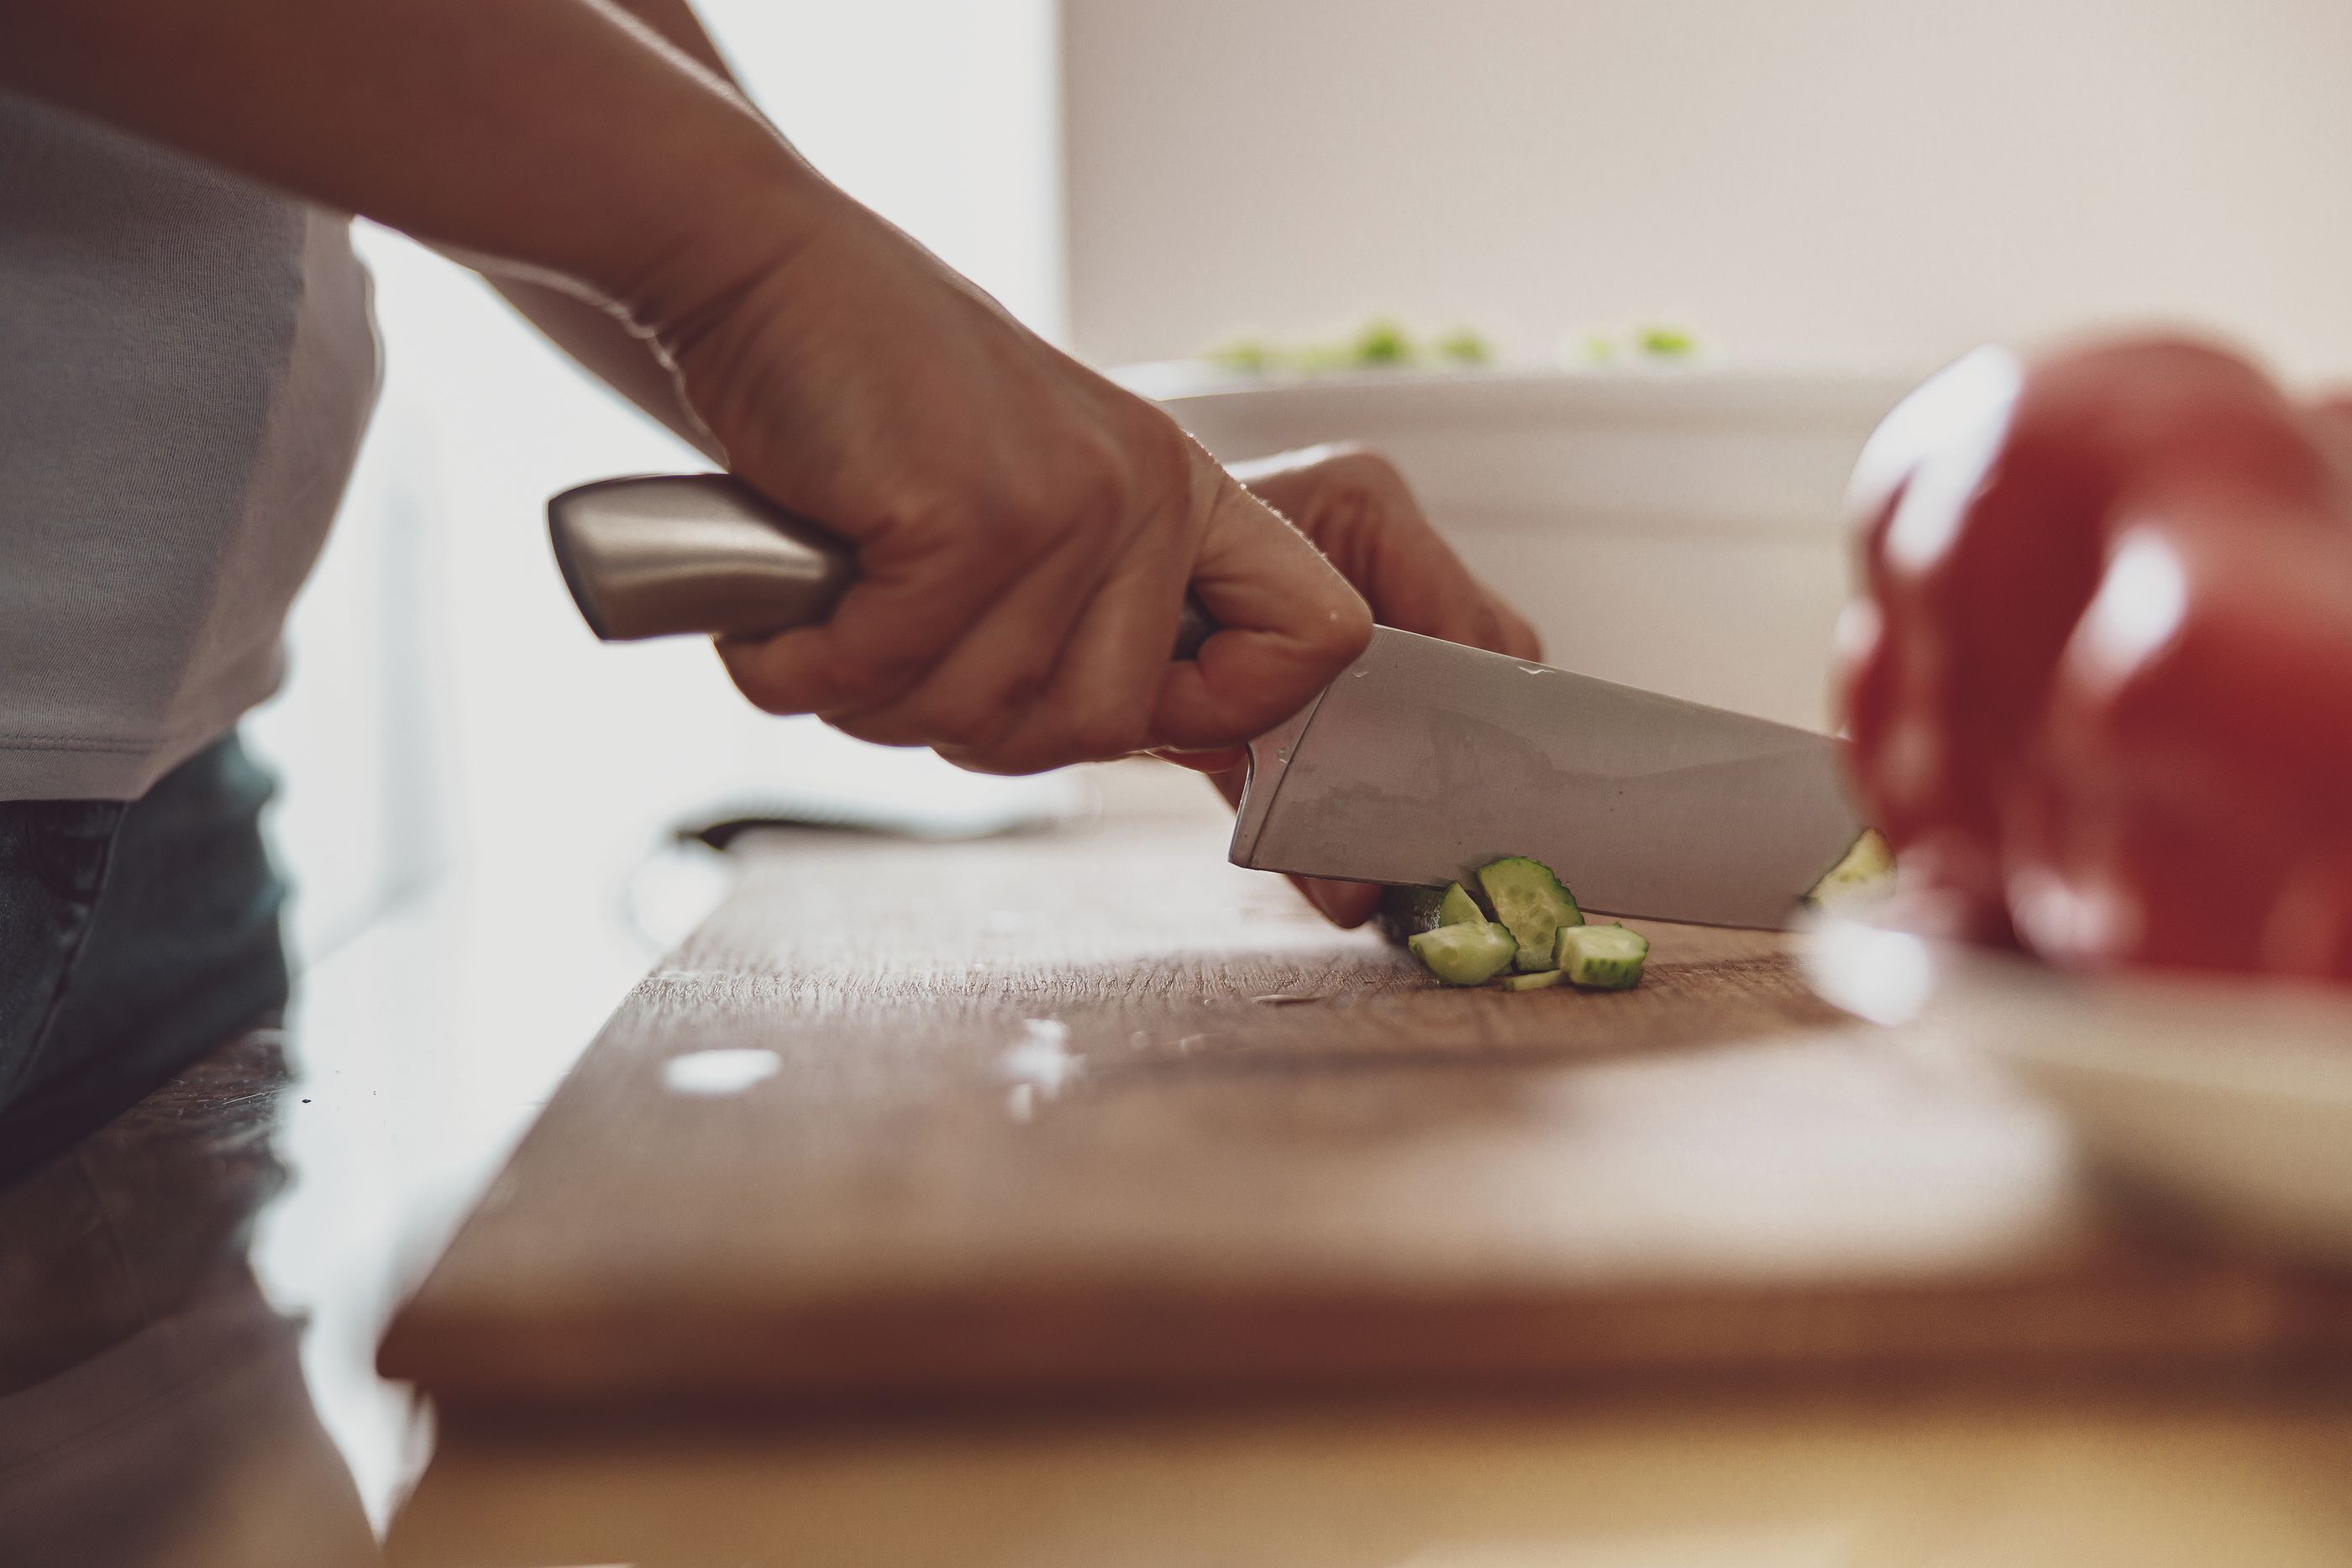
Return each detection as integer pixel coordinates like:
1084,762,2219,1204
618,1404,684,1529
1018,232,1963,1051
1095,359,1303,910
249,0,1068,971
1063,0,2352,381
711,0,1067,339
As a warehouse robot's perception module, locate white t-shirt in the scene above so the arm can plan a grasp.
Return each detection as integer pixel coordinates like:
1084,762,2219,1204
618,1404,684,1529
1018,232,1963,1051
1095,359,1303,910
0,92,380,800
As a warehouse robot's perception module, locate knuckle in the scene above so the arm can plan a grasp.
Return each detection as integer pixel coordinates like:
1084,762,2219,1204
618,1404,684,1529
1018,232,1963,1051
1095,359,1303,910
895,488,1049,579
1036,427,1146,534
991,490,1065,553
971,443,1132,559
1116,414,1200,514
882,485,979,553
1326,447,1413,511
1329,444,1403,490
1291,466,1398,552
1077,438,1141,523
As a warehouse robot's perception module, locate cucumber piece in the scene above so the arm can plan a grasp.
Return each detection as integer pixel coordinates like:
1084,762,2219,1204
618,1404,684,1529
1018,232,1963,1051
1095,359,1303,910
1498,968,1567,992
1373,885,1449,944
1805,829,1897,910
1475,857,1583,972
1438,882,1485,926
1555,922,1649,989
1408,920,1518,987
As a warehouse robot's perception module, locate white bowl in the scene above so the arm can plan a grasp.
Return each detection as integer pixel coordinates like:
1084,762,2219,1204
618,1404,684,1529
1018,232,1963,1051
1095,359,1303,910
1806,919,2352,1270
1124,362,1915,732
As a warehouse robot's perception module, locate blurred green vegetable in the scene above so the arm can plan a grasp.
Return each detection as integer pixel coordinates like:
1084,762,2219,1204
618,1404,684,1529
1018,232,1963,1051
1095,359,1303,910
1295,339,1357,374
1198,317,1503,376
1350,317,1415,365
1635,323,1698,359
1564,321,1705,369
1205,336,1278,373
1434,327,1493,365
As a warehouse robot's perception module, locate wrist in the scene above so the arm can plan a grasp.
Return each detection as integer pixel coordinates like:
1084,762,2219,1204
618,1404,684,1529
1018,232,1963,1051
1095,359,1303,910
588,119,847,345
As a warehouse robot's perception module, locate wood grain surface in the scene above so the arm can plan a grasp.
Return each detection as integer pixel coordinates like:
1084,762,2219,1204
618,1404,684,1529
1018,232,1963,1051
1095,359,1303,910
380,779,2352,1413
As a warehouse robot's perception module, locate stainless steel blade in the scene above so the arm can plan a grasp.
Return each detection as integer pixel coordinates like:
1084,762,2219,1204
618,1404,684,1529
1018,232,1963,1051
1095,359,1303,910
1229,628,1863,930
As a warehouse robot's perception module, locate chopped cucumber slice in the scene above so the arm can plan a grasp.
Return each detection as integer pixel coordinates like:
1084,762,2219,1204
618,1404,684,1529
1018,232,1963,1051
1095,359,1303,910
1408,920,1518,987
1374,885,1448,942
1475,857,1583,972
1498,968,1567,992
1375,881,1488,943
1805,829,1897,910
1555,922,1649,989
1438,882,1485,926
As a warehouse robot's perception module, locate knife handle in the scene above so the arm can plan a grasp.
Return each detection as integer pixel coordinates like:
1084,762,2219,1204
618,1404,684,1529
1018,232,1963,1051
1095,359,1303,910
548,473,1216,657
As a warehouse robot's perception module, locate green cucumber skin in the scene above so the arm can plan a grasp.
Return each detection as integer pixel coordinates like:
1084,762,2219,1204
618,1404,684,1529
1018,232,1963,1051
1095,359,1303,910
1498,968,1567,992
1373,885,1450,945
1554,922,1650,990
1408,920,1518,986
1475,857,1583,973
1373,881,1493,946
1566,956,1643,989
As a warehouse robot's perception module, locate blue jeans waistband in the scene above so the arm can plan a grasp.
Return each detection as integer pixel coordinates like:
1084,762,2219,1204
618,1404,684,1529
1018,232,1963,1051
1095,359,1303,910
0,733,288,1186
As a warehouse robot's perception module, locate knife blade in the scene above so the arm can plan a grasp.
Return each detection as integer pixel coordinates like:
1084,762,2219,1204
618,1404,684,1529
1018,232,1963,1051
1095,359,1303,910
549,473,1863,928
1229,627,1861,928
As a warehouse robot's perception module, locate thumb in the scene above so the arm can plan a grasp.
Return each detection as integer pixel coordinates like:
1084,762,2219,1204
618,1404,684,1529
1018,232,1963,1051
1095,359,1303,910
1151,461,1373,751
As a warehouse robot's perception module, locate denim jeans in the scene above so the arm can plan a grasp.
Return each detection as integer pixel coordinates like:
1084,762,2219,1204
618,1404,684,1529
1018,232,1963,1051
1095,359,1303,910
0,736,287,1186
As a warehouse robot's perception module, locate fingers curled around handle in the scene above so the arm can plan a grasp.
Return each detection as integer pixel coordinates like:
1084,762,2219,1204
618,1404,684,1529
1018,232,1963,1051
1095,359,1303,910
1239,443,1535,660
1151,467,1374,753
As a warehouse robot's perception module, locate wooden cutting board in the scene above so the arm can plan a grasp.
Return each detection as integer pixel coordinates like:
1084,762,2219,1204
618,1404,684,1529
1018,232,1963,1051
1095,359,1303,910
380,784,2352,1412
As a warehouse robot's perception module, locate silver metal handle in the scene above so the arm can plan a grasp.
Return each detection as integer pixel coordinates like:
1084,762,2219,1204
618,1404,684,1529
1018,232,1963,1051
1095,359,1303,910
548,472,1215,655
548,474,853,642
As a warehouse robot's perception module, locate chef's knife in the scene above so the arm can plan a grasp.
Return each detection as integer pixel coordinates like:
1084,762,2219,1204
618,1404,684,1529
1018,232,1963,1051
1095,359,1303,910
549,473,1863,929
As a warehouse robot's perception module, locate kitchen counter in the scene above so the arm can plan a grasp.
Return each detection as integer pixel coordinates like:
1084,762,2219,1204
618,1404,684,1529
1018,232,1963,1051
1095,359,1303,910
7,764,2350,1567
379,767,2352,1565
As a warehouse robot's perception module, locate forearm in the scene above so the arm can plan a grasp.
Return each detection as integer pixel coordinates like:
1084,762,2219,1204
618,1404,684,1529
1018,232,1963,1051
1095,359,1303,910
489,274,722,459
0,0,819,317
474,0,729,458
